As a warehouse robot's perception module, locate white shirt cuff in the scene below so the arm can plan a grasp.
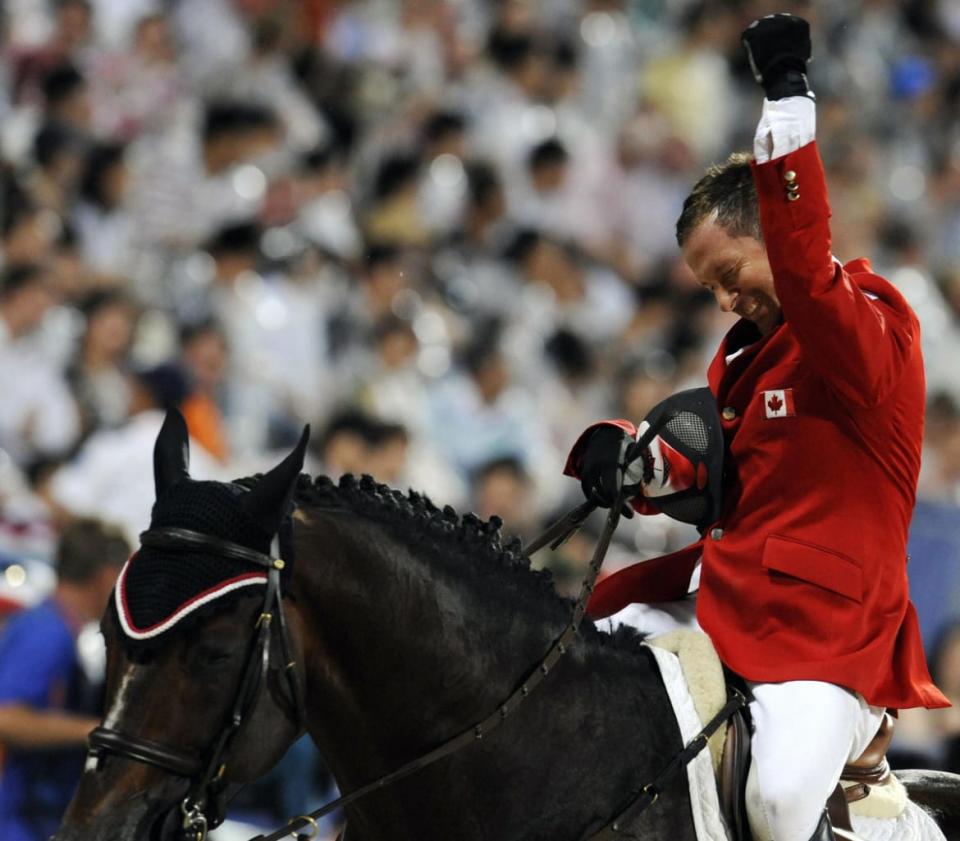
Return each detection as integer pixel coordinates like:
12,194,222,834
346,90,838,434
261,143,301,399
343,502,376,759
753,96,816,163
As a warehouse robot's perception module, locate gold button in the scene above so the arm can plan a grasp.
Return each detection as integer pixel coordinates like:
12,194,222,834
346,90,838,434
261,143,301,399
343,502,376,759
722,406,736,421
787,191,800,202
784,170,797,183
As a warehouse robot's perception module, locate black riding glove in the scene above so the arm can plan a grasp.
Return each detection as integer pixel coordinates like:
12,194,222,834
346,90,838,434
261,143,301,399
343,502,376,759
741,14,814,101
579,426,634,518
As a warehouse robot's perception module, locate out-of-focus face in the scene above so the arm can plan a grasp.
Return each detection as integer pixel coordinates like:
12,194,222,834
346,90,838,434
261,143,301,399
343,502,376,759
377,328,417,370
523,241,582,302
4,211,58,264
3,278,56,338
681,216,781,337
368,436,408,484
86,301,136,361
530,160,567,194
475,469,528,523
183,330,229,392
135,16,175,64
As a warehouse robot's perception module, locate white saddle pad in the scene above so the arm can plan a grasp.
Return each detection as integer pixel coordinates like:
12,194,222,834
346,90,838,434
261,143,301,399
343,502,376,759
644,632,946,841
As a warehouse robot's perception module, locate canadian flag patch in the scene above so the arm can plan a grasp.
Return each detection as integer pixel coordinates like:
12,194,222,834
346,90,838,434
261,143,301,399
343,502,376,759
763,388,795,418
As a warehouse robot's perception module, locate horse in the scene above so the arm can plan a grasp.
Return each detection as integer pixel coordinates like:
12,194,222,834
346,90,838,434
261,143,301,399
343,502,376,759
54,413,960,841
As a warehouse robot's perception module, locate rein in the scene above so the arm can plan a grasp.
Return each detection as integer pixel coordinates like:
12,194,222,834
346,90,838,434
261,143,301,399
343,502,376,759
250,497,746,841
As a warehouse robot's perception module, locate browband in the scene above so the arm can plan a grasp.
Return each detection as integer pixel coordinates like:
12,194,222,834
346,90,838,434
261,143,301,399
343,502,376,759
139,528,285,571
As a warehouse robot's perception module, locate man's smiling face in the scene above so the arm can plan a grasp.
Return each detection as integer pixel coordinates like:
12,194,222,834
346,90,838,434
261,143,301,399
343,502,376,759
681,214,782,336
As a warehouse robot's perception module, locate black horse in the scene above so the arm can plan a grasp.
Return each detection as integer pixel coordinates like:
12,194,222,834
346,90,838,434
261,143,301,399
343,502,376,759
54,415,960,841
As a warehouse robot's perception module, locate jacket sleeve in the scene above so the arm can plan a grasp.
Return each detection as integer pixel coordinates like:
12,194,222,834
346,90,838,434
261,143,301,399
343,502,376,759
563,420,660,515
752,141,919,409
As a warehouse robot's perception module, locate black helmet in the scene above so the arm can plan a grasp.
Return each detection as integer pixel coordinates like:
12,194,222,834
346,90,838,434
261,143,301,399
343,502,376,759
622,387,724,530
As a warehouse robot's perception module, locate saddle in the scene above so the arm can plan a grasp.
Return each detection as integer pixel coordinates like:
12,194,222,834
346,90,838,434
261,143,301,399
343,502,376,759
718,707,898,841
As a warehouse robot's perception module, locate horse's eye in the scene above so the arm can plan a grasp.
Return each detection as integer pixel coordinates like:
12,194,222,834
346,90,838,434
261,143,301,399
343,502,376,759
189,644,236,669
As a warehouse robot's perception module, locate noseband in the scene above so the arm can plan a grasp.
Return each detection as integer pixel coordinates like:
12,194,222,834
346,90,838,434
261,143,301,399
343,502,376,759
87,527,305,841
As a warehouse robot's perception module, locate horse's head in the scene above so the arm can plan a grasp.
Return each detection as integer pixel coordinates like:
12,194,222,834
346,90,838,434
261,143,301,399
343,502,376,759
54,411,310,841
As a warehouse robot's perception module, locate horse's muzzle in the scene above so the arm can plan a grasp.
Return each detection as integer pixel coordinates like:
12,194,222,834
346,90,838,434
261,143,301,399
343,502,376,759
53,794,181,841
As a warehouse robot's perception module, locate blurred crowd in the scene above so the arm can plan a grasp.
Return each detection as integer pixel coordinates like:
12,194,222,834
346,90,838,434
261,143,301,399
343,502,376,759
2,0,960,836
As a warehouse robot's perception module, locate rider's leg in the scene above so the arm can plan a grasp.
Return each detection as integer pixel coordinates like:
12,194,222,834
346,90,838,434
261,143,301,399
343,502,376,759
749,681,884,841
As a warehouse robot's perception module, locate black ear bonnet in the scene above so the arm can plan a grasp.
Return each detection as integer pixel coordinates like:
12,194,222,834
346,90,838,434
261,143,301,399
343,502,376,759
114,412,307,643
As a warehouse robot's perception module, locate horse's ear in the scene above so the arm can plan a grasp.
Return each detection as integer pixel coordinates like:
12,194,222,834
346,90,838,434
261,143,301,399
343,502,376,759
242,425,310,536
154,409,191,497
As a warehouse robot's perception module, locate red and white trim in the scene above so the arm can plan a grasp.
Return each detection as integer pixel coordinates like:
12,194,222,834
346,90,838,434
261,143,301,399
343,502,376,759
114,555,268,641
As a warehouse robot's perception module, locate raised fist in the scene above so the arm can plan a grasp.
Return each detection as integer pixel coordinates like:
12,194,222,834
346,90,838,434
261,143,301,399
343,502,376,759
741,13,814,100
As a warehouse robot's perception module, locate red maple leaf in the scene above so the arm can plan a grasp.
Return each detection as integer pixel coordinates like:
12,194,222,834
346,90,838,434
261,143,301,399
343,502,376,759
767,394,784,413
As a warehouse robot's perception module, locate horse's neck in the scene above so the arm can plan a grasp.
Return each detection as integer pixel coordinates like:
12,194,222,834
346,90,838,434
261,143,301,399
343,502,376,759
291,510,694,841
294,510,558,743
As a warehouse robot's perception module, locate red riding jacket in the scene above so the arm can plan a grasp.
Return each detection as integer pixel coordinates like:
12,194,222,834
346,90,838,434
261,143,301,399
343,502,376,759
566,141,948,710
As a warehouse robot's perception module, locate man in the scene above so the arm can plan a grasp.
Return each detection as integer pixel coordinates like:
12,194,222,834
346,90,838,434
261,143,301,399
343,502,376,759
0,518,129,841
565,15,948,841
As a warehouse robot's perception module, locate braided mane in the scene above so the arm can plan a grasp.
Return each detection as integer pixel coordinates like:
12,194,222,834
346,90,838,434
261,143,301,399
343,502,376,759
295,473,643,652
296,472,557,596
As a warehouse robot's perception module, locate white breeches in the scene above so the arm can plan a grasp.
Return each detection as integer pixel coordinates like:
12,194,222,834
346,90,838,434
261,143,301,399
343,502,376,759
598,597,885,841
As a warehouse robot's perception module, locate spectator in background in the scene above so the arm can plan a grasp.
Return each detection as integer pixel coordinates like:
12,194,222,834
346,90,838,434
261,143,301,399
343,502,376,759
46,364,220,545
66,288,138,437
355,315,423,426
426,321,558,508
467,25,550,176
8,1,93,108
224,17,327,155
177,219,261,326
88,11,187,141
178,319,231,464
641,1,736,164
127,100,282,271
513,138,576,240
363,152,429,248
919,391,960,504
432,161,519,321
470,456,537,543
295,145,362,262
331,243,410,360
41,63,92,137
0,518,129,841
73,141,134,278
2,195,61,268
417,109,469,238
0,264,79,465
315,409,376,480
314,408,410,489
603,106,697,282
504,229,634,350
24,122,85,216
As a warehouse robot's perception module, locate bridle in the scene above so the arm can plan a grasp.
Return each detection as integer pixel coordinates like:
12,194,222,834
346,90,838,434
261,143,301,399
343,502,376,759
86,500,746,841
87,527,306,841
